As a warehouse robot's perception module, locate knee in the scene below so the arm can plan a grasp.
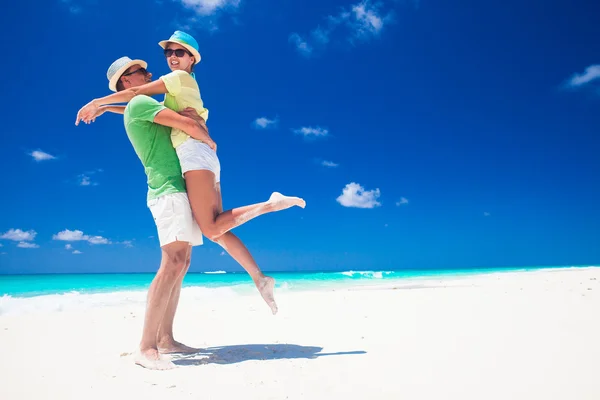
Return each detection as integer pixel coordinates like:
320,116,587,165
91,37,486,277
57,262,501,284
162,249,188,276
201,224,223,242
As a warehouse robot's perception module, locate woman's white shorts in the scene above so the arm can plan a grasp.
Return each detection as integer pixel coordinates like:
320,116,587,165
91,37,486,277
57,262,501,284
176,137,221,183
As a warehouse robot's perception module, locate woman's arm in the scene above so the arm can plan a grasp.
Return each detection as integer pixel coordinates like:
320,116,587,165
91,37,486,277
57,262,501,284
81,105,127,125
75,80,167,125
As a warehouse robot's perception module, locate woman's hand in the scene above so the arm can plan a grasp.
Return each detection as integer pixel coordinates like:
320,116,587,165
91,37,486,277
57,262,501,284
178,107,216,151
88,106,109,123
75,100,100,126
204,138,217,153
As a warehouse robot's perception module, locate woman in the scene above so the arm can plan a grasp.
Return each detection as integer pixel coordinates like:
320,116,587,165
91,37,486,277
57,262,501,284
75,31,306,314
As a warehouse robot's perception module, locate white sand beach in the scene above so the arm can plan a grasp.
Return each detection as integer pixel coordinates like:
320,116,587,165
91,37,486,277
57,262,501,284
1,267,599,400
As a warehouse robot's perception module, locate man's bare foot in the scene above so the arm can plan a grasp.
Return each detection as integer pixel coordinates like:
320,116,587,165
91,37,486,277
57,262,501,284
267,192,306,211
256,276,278,315
158,339,201,354
134,348,176,370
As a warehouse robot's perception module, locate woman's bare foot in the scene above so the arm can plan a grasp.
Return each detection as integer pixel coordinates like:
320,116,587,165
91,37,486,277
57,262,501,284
267,192,306,211
134,348,175,370
158,339,201,354
256,276,278,315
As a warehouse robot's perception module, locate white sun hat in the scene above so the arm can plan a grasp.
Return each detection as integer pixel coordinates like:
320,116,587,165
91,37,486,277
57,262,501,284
106,56,148,92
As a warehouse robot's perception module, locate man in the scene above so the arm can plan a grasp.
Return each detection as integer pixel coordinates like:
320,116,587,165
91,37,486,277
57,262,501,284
95,56,213,370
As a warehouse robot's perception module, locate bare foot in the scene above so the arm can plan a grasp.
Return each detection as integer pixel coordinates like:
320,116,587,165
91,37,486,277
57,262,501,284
256,276,278,315
134,348,176,370
267,192,306,211
158,340,201,354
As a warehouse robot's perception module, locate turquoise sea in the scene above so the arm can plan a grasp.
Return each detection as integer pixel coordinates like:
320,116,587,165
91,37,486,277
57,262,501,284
0,265,596,316
2,265,595,297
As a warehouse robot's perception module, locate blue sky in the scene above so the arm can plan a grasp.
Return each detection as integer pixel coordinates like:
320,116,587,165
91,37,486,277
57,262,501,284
1,0,599,274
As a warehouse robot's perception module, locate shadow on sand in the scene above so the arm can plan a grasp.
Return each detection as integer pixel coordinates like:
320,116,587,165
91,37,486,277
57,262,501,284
172,344,366,366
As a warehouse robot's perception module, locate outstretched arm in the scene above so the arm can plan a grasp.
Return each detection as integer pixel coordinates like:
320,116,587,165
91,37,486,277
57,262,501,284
75,80,167,126
83,105,127,124
154,108,217,152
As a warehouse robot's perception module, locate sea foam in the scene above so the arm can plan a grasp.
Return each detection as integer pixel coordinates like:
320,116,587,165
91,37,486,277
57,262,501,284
339,270,393,279
0,286,242,317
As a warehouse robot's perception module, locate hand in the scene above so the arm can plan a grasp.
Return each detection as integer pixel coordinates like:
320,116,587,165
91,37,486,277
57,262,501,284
204,138,217,153
75,100,100,126
178,107,199,119
89,106,107,123
179,107,207,129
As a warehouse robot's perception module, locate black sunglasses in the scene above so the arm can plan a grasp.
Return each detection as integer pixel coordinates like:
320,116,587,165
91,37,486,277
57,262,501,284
163,48,192,58
122,67,147,76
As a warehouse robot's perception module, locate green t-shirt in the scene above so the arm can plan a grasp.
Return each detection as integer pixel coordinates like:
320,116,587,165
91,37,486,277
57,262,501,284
123,95,186,201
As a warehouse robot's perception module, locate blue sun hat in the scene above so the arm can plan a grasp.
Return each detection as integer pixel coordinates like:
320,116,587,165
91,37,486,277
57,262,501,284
158,30,201,65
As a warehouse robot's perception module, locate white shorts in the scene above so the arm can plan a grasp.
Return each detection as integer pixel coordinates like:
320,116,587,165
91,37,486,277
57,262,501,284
147,192,203,247
176,137,221,183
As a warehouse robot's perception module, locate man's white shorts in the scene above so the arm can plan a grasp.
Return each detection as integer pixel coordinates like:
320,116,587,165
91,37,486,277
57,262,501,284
176,137,221,183
147,192,203,247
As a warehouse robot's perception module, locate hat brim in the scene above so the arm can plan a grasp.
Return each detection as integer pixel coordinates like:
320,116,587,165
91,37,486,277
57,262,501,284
159,39,201,65
108,59,148,92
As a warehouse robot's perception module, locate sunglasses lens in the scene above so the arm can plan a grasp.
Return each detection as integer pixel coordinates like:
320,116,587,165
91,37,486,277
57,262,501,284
164,49,188,57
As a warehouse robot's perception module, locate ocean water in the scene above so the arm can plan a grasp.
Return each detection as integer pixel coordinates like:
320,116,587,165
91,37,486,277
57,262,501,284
0,265,594,316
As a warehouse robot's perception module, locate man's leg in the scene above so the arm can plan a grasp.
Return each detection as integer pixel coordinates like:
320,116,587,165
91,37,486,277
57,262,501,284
135,241,189,370
157,245,200,354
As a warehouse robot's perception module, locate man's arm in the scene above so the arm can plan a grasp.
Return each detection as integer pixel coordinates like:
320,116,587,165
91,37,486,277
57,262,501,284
179,108,208,131
154,108,217,152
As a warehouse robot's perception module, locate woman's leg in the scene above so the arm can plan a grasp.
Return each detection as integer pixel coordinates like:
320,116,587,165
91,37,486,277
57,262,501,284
184,170,280,314
184,170,305,241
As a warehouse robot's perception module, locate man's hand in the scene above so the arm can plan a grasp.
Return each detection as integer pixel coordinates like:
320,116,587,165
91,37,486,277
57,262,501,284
75,100,100,126
179,108,207,129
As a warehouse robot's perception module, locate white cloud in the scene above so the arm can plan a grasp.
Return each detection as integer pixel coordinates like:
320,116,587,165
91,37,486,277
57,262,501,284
79,175,92,186
76,169,102,186
322,160,339,168
220,251,225,256
1,229,37,241
29,150,56,162
289,33,313,57
72,250,83,254
336,182,381,208
177,0,240,16
52,229,111,245
293,126,329,138
17,242,39,249
484,212,491,217
290,0,395,56
253,117,278,129
59,0,82,15
566,65,600,88
65,244,73,250
351,1,385,37
87,236,110,245
53,229,87,241
311,27,330,45
120,240,134,248
396,197,409,206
